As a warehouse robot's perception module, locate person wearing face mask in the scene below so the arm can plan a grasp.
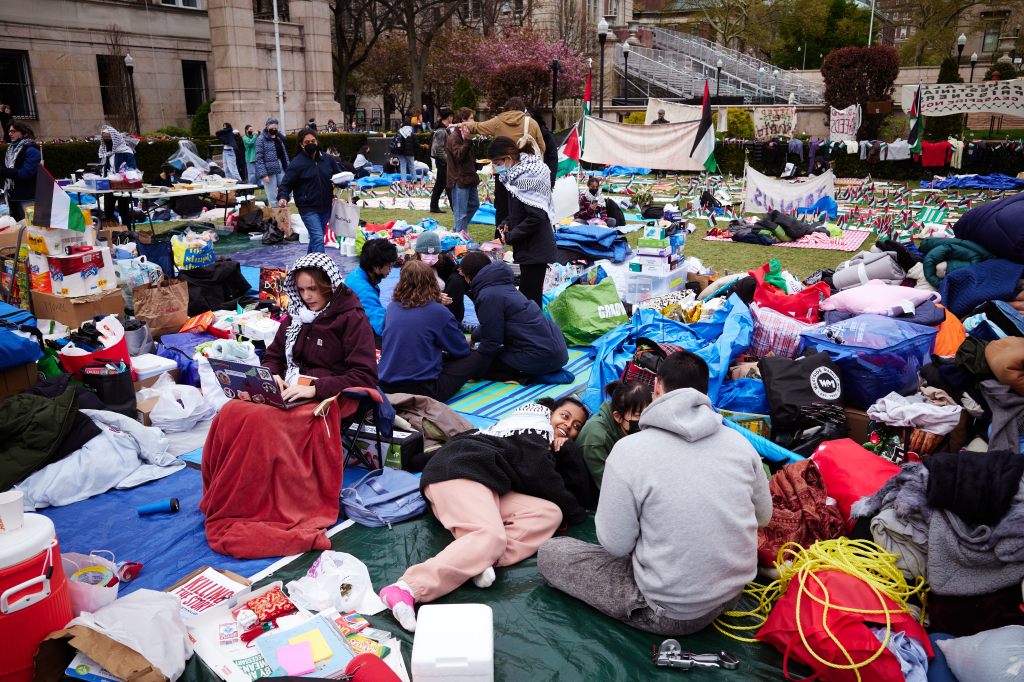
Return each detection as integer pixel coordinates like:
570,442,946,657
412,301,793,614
277,128,342,254
97,125,136,225
201,252,377,559
344,237,398,343
378,399,590,632
538,351,771,636
1,122,40,222
254,118,289,205
242,124,258,182
576,380,653,489
487,135,556,309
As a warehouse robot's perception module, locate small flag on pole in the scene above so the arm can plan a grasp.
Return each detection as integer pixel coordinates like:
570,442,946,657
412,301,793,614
556,123,582,178
908,83,923,156
32,167,86,232
689,81,717,173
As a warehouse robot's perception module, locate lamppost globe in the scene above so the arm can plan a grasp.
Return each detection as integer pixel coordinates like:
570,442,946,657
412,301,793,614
957,32,967,66
123,53,134,71
970,52,979,82
123,52,140,135
597,17,608,38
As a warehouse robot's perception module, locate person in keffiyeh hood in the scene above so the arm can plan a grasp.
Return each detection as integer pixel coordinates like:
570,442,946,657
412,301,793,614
488,135,556,309
97,125,137,223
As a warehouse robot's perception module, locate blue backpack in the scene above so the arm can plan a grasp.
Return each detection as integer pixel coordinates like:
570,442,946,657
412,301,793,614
342,468,426,529
0,301,42,372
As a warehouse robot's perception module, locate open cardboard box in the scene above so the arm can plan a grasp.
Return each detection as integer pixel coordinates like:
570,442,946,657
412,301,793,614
31,289,124,329
0,361,39,401
35,626,168,682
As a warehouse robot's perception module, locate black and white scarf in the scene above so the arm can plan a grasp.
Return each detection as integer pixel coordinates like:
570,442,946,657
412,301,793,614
582,186,604,203
280,253,343,382
3,139,22,193
483,403,553,444
502,153,555,225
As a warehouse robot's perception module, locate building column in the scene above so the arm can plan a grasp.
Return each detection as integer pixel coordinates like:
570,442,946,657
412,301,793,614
287,0,343,125
207,0,267,132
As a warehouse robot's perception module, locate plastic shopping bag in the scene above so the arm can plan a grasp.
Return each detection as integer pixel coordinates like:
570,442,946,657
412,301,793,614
330,200,360,239
62,551,119,617
136,373,214,431
114,255,163,310
197,340,259,412
286,551,386,616
547,276,628,346
171,234,216,270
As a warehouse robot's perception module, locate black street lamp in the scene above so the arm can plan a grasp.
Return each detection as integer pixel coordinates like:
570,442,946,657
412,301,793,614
957,33,967,67
621,40,631,104
716,58,723,100
597,17,608,118
124,52,140,135
550,58,560,129
970,52,978,82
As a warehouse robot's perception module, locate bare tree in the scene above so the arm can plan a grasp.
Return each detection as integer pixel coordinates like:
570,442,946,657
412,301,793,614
379,0,465,117
553,0,588,54
102,27,135,134
454,0,532,37
899,0,1001,66
331,0,394,128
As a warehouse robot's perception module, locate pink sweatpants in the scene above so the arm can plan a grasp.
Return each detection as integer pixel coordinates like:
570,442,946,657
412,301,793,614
401,479,563,603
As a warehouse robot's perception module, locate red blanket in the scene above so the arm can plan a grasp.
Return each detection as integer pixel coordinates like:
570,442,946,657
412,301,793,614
200,398,356,559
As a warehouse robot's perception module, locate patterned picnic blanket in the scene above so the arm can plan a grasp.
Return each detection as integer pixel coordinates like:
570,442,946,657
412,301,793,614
703,229,872,252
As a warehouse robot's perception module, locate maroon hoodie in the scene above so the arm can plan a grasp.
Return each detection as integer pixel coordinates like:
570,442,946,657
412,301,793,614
263,284,378,400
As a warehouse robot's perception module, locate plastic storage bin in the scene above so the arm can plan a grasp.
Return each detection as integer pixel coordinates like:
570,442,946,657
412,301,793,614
412,603,493,681
799,314,938,409
624,266,687,305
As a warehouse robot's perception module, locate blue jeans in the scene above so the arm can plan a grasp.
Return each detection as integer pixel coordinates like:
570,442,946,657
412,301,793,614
452,184,480,233
222,147,241,181
246,161,256,183
263,171,285,204
398,155,415,184
298,209,330,253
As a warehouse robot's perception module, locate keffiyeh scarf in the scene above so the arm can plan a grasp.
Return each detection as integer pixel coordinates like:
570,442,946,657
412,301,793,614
3,139,22,193
483,403,553,444
280,253,343,383
502,153,555,225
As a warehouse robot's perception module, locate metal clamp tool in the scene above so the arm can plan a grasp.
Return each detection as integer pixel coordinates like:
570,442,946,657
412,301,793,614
653,639,741,671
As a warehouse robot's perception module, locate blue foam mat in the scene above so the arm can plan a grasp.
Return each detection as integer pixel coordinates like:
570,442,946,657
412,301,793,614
40,467,277,594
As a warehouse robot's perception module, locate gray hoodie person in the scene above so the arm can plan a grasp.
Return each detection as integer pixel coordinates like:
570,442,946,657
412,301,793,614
595,387,772,621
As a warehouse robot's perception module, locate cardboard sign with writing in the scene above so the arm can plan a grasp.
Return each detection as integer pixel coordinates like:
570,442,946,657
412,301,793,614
752,107,797,140
829,105,861,142
133,279,189,338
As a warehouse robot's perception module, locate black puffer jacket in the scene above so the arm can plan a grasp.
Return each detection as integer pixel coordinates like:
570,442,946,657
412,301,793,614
505,194,557,266
419,430,587,524
277,150,342,213
0,387,79,491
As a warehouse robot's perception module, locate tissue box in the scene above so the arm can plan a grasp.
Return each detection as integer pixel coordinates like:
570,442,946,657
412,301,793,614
631,254,683,275
637,237,670,249
412,604,493,682
642,225,667,240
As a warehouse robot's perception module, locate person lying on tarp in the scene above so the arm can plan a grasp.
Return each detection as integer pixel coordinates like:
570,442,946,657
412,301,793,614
378,397,594,631
538,351,771,636
575,176,610,223
378,260,474,403
200,253,378,559
456,251,572,385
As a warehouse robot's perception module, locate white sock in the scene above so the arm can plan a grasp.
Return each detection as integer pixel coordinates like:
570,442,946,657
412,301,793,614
392,601,417,632
472,566,496,588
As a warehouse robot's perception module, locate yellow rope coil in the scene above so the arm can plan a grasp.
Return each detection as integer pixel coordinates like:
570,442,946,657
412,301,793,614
713,538,928,681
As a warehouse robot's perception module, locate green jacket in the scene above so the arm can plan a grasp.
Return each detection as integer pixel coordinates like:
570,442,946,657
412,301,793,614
0,387,78,491
242,133,258,163
577,400,623,489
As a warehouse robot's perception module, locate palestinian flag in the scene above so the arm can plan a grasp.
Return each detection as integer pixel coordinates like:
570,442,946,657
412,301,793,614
556,123,582,178
689,81,717,173
908,84,922,156
583,67,591,119
33,167,86,232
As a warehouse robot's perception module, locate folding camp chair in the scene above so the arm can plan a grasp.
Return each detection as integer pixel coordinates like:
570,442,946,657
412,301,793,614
339,388,396,470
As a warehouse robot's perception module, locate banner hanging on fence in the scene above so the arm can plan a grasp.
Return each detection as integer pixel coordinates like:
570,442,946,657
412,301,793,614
580,116,708,171
752,107,797,139
899,79,1024,117
743,165,836,214
644,97,703,124
829,105,861,142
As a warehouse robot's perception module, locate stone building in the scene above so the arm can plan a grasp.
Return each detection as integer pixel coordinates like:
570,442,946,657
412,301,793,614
0,0,340,139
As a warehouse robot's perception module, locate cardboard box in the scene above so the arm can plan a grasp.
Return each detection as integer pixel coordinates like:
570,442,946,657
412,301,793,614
136,395,160,426
36,626,164,682
687,272,712,292
0,361,39,401
32,288,124,329
164,565,251,594
345,423,424,470
133,369,178,392
98,224,129,247
0,224,25,250
844,406,869,445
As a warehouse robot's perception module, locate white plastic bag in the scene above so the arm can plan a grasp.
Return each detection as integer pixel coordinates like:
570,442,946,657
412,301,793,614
136,373,214,432
197,340,259,412
63,551,119,616
552,175,579,224
115,256,163,309
286,551,386,616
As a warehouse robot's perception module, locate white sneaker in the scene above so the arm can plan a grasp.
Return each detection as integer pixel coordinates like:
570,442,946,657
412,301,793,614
472,566,496,588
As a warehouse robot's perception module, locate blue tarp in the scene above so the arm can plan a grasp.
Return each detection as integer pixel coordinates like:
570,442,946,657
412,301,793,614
724,420,802,464
40,468,276,595
470,202,497,226
601,166,652,176
582,296,753,413
796,195,839,220
554,224,632,263
354,176,394,190
921,174,1024,191
716,378,770,414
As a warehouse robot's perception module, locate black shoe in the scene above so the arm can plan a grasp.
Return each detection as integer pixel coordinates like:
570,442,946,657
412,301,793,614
286,233,299,241
429,208,444,214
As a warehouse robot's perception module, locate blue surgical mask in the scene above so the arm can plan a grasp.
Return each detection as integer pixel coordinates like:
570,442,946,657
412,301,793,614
495,165,508,181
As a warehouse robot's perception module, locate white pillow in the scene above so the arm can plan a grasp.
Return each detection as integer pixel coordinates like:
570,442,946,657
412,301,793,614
936,625,1024,682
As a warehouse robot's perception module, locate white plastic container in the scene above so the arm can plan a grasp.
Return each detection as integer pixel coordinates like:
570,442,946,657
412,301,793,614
624,266,688,305
132,353,178,382
411,603,493,682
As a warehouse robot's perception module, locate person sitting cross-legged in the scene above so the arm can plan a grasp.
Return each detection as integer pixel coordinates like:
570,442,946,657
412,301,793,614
537,350,772,635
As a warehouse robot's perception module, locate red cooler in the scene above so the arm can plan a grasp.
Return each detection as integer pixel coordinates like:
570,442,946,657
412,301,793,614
0,514,72,682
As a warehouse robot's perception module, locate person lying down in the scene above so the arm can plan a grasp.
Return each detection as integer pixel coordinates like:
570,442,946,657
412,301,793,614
377,397,594,631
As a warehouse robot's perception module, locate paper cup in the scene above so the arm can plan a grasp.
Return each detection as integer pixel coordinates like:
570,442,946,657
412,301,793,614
0,490,25,533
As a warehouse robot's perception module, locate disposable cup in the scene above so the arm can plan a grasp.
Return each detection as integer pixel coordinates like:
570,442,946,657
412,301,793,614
0,490,25,533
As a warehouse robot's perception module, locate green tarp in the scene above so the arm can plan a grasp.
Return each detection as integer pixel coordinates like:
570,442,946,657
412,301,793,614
182,514,806,681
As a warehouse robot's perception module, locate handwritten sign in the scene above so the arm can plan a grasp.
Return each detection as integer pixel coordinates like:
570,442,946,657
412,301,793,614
743,166,835,214
829,105,861,142
900,79,1024,117
752,107,797,139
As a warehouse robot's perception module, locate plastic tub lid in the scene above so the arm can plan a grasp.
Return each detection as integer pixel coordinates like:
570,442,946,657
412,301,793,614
0,514,56,570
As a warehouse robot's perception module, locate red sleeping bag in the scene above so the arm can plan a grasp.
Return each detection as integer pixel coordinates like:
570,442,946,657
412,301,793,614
811,438,900,525
757,569,932,681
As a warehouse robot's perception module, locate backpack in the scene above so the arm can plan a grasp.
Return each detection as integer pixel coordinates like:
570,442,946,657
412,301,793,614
620,336,683,389
430,127,448,161
0,301,42,372
342,468,426,529
388,134,403,155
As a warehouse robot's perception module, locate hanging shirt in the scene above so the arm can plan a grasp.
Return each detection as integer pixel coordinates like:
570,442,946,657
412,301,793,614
787,138,805,162
920,141,953,168
844,140,859,154
948,139,965,169
887,139,911,161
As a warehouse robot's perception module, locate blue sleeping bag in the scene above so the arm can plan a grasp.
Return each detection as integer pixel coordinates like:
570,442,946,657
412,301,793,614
555,224,632,263
952,191,1024,263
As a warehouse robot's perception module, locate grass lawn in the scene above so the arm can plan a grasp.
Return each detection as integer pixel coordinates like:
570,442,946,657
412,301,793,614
155,203,869,280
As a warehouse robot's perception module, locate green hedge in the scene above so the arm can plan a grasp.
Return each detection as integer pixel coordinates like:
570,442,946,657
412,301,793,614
9,134,1024,183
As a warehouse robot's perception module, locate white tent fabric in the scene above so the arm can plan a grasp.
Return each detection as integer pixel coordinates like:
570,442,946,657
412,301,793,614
742,165,835,214
644,97,703,124
580,117,708,172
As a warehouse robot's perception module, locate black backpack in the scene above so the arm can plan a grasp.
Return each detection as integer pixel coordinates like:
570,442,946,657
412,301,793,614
758,351,848,453
388,134,403,155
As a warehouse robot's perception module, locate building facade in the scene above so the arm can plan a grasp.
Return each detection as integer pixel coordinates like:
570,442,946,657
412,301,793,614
0,0,340,139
